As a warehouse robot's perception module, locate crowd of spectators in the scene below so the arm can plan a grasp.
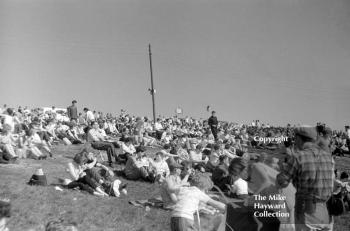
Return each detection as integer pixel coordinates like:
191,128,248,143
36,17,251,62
1,101,350,231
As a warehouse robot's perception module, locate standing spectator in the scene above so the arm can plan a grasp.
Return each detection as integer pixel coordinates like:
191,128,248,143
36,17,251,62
83,108,95,124
208,111,218,141
67,100,78,121
276,126,334,231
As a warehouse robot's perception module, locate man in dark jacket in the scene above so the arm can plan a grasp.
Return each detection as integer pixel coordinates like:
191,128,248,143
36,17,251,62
208,111,218,141
67,100,78,121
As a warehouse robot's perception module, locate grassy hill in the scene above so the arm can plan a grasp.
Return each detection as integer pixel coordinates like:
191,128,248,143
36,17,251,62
0,144,349,231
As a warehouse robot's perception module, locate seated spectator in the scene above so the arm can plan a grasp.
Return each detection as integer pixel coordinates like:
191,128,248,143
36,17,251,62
142,131,157,146
212,155,230,192
188,144,208,172
105,119,119,136
123,146,154,182
120,137,136,156
334,171,350,211
149,151,170,181
66,152,108,197
24,128,53,158
160,160,190,210
66,122,84,144
169,174,226,231
88,121,120,167
0,124,19,159
227,158,248,199
205,144,221,172
222,143,238,159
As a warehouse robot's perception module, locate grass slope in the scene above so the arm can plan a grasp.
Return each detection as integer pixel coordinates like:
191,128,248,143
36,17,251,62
0,145,349,231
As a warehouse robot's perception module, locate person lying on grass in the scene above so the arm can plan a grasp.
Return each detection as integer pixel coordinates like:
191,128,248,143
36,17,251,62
168,174,226,231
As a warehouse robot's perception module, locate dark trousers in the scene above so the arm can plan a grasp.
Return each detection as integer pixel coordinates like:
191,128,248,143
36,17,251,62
85,168,103,182
170,217,195,231
67,181,94,194
211,126,218,141
67,175,99,194
91,141,117,164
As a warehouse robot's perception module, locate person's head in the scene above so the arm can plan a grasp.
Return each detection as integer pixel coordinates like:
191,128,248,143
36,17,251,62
6,108,13,116
135,146,146,158
213,144,220,152
91,121,99,129
169,162,183,175
212,111,216,116
190,174,213,192
219,155,229,166
294,126,317,150
72,100,77,106
0,199,11,231
73,153,85,166
83,108,88,112
265,157,280,171
124,137,131,144
196,144,203,152
228,157,246,178
258,152,267,163
163,144,171,151
154,152,163,162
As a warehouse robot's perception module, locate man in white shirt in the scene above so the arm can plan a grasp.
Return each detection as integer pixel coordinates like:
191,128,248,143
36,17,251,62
88,121,119,167
169,175,226,231
83,108,95,124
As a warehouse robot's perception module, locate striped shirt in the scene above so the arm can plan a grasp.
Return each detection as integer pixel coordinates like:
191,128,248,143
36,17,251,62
276,142,334,201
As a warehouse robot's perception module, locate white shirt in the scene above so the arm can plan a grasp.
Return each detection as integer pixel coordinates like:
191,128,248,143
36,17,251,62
171,187,211,220
190,150,202,162
150,159,170,176
155,122,163,130
121,142,136,154
232,178,248,195
1,114,15,132
85,111,95,122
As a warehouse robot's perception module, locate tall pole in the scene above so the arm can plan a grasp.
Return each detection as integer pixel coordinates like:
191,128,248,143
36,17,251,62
148,44,156,123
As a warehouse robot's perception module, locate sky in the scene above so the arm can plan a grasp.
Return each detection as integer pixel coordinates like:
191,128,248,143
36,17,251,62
0,0,349,129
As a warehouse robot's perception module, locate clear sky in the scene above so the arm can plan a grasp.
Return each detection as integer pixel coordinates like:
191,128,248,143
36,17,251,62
1,0,349,129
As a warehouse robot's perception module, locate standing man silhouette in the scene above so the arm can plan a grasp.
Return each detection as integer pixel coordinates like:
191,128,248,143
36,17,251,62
208,111,218,141
67,100,78,121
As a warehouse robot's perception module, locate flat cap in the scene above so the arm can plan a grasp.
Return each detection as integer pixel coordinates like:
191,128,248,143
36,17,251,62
294,126,317,140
